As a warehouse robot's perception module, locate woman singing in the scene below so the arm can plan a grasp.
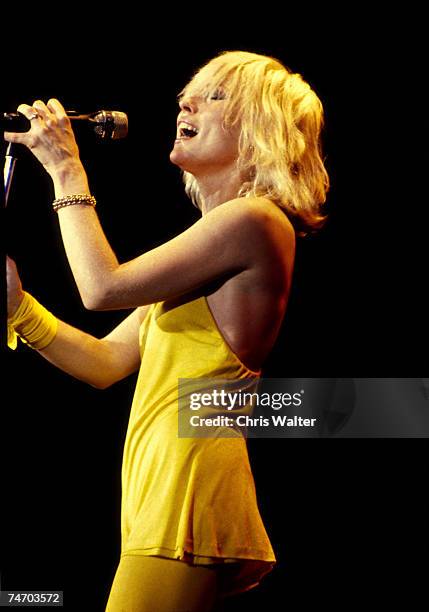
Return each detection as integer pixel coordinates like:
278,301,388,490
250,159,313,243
6,50,329,611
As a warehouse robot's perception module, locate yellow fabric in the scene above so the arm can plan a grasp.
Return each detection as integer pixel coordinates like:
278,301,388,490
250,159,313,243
121,294,276,596
7,291,58,351
105,555,219,611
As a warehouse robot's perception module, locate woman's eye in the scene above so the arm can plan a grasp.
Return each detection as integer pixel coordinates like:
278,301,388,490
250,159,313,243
210,90,226,100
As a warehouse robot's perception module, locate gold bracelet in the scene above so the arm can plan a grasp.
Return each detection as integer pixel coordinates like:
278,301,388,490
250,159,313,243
52,194,96,212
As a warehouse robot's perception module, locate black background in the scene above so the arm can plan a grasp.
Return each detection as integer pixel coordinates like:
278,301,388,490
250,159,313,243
1,10,428,611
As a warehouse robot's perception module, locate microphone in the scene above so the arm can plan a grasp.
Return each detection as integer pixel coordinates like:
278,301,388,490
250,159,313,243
1,109,128,140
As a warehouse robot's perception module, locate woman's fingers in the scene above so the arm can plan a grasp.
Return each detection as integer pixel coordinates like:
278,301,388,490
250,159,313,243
3,98,80,172
16,103,42,121
32,99,53,121
4,103,43,144
3,130,26,144
6,256,25,318
6,255,21,291
47,98,66,116
33,99,63,130
6,255,16,271
47,98,70,127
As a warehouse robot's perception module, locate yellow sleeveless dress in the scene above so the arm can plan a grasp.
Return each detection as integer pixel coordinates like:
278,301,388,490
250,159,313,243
120,293,276,596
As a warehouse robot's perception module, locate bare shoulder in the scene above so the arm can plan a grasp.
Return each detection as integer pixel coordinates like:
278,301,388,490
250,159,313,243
205,196,293,241
212,196,295,259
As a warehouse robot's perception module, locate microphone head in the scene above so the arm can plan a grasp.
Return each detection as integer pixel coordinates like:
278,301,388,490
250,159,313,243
92,110,128,140
1,112,31,132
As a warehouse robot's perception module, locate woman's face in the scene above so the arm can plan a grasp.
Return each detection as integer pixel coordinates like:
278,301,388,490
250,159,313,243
169,88,240,176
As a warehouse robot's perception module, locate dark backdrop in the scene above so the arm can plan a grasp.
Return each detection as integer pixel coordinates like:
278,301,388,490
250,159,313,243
1,12,428,611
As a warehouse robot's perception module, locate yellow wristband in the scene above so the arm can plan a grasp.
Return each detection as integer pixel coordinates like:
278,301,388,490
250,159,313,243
7,292,58,351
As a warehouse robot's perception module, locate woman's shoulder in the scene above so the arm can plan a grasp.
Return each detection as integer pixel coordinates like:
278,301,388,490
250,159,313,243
217,195,293,228
225,196,295,244
208,197,294,275
199,197,294,267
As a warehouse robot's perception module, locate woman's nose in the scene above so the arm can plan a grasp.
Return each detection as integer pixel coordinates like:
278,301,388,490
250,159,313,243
179,95,198,113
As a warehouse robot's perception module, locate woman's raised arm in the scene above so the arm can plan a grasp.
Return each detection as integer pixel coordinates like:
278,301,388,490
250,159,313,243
4,98,287,312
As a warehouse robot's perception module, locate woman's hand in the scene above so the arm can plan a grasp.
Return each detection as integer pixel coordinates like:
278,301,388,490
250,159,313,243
7,256,25,318
3,98,83,179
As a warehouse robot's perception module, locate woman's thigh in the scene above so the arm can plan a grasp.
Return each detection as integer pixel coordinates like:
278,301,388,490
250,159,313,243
105,555,220,612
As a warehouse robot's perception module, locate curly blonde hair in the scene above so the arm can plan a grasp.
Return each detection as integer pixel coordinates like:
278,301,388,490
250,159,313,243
179,50,330,236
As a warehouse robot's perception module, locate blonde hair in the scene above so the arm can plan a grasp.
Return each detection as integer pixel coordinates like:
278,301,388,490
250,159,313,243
179,50,330,236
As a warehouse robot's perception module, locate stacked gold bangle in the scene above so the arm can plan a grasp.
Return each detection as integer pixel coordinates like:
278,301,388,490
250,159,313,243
52,194,96,212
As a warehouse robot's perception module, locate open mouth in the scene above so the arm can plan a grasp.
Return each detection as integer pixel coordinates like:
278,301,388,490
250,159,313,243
177,121,199,140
